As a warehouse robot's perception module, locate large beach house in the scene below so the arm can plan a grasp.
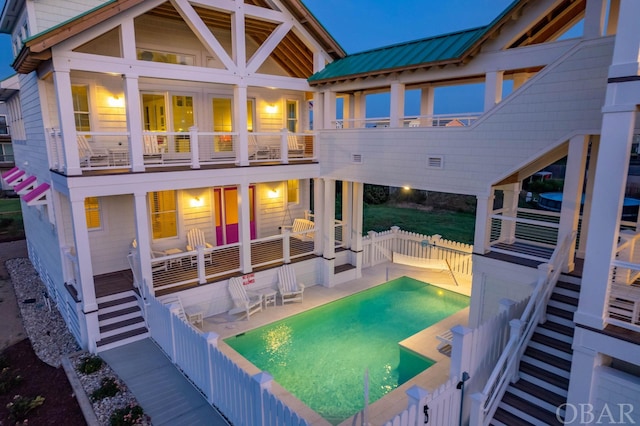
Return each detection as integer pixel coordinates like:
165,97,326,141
1,0,639,424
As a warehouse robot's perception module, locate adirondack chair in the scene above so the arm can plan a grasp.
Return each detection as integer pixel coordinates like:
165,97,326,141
228,277,262,320
186,228,213,264
161,294,203,328
287,133,305,158
77,134,110,167
130,239,167,272
248,134,270,160
277,264,305,304
143,134,164,164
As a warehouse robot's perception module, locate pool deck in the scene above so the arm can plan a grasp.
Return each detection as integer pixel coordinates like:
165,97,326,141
200,262,471,426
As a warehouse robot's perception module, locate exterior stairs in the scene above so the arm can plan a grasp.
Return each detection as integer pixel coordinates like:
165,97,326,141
96,290,149,352
490,276,580,426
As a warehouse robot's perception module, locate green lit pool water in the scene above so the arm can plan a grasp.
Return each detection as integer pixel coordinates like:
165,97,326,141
224,276,469,424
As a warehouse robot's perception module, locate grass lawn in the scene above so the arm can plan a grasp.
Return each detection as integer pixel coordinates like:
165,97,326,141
363,204,475,244
0,198,24,241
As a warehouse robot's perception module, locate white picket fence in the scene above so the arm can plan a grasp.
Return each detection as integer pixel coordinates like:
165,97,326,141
382,297,528,426
362,227,473,276
146,296,309,426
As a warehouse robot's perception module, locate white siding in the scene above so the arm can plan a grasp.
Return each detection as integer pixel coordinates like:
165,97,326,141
593,366,640,425
88,195,135,275
33,0,110,34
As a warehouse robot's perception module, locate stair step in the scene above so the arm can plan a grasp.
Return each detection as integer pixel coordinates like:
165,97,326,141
558,274,582,286
556,280,581,293
501,391,564,426
524,347,571,372
511,379,567,410
520,361,569,391
536,324,573,345
96,327,148,347
540,320,574,336
549,293,579,311
546,305,574,321
98,295,137,309
96,290,136,305
530,332,572,354
100,316,145,333
492,407,535,426
98,305,140,322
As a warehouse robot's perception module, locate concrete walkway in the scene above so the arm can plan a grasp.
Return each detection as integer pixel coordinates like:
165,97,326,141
100,338,229,426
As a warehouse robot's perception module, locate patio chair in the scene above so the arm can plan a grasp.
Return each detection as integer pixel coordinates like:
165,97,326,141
77,134,110,167
186,228,213,264
277,264,305,304
143,134,164,164
281,218,315,241
162,294,203,328
227,277,262,320
130,239,167,272
287,133,305,158
248,134,270,160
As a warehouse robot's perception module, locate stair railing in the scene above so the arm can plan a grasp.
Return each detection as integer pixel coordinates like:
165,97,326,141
470,231,577,426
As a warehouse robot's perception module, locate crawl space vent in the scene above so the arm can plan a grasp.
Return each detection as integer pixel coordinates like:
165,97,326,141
351,153,363,164
427,156,443,169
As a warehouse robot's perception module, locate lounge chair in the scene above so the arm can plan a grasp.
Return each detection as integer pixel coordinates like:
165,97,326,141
281,218,315,241
287,133,305,158
186,228,213,264
77,134,110,167
277,264,305,304
228,277,262,320
130,239,167,272
162,294,203,328
143,134,164,164
249,134,270,160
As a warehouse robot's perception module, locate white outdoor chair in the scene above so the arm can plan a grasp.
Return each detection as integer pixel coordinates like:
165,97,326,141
248,134,270,160
277,264,305,304
77,134,110,167
143,134,164,164
227,277,262,320
287,133,305,158
186,228,213,264
161,294,203,328
130,239,167,272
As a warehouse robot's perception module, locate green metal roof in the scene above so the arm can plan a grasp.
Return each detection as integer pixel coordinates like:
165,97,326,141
308,0,522,84
308,26,488,83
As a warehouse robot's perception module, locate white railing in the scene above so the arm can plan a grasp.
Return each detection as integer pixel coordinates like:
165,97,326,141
607,230,640,331
362,227,473,277
332,113,482,129
146,296,309,426
469,231,577,426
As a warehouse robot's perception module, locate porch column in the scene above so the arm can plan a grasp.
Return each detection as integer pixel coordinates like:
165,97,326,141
390,81,405,127
609,0,640,78
578,137,599,257
323,90,336,130
584,0,607,39
499,183,520,244
70,197,99,351
420,85,435,126
354,91,365,128
133,192,154,296
53,70,81,175
566,344,605,411
484,71,504,111
474,190,494,255
351,182,364,276
313,178,324,255
124,74,144,172
322,178,336,287
342,181,352,248
234,84,250,166
576,107,636,330
238,183,252,274
558,135,589,272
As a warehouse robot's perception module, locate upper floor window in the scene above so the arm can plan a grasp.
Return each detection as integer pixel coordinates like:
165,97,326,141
72,85,91,131
85,197,101,230
149,191,177,239
286,100,298,132
0,115,8,135
137,49,195,66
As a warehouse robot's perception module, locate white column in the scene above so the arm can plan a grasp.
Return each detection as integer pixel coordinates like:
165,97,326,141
313,51,325,74
584,0,607,39
609,0,640,78
390,81,405,127
70,198,99,351
54,70,82,175
323,90,336,130
124,74,144,172
342,181,352,248
499,183,520,244
576,108,636,329
566,341,605,412
484,71,504,111
238,183,252,274
558,135,589,272
473,191,494,255
351,182,364,276
133,192,154,296
234,84,249,166
322,178,336,287
420,85,435,126
578,137,599,258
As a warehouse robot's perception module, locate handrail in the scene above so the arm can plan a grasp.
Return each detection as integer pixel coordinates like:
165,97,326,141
474,230,576,425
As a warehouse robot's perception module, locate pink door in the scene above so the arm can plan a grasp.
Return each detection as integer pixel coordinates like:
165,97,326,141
214,186,256,245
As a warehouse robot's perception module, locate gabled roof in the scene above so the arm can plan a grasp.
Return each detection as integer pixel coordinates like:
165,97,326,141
308,0,528,85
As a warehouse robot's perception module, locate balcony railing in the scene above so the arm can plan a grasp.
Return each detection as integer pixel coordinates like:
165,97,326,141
332,112,482,129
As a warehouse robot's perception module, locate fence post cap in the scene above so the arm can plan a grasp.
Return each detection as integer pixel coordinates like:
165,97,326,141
451,324,472,336
253,371,273,387
406,384,429,401
205,332,219,344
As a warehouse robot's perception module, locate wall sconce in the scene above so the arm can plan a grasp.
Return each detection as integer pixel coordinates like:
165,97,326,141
403,186,411,191
107,95,125,108
190,196,204,207
267,188,279,199
265,104,278,114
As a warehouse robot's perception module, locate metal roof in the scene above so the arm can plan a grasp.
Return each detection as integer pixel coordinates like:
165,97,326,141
308,26,489,83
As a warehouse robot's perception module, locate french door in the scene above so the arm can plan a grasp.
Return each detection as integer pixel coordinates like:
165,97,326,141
214,186,256,245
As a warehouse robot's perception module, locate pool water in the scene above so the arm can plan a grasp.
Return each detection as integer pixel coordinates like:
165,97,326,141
225,276,469,424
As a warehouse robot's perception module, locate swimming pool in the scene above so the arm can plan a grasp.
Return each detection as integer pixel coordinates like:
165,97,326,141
224,276,470,424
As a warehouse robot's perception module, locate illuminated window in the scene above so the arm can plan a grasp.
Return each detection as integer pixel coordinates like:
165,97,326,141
137,49,195,66
287,179,299,204
72,85,91,131
85,197,101,229
286,100,298,132
149,191,177,239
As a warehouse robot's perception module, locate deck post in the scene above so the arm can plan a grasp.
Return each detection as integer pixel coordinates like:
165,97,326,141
252,372,273,426
450,325,472,380
206,332,219,404
406,385,430,425
189,126,200,169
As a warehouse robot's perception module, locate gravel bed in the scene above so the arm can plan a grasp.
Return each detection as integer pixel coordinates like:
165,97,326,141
7,257,151,425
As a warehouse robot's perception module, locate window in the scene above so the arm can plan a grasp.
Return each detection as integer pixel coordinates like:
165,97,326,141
287,179,299,204
137,49,195,66
0,115,7,135
286,100,298,132
149,191,177,239
173,95,194,152
72,85,91,131
85,197,101,229
212,97,232,152
0,143,14,162
247,99,255,132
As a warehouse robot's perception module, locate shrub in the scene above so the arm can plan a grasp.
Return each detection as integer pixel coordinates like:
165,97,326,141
0,366,22,394
363,184,389,205
78,355,104,374
91,377,120,401
109,403,150,426
6,395,45,422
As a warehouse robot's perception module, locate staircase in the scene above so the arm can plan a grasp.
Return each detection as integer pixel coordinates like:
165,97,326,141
491,276,580,426
95,290,149,352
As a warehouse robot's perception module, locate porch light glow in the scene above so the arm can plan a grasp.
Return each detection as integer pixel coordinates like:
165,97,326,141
403,186,411,191
265,104,278,114
190,196,204,207
107,95,124,108
267,188,279,198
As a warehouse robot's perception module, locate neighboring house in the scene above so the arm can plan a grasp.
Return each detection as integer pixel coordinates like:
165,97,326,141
1,0,639,424
0,75,18,193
